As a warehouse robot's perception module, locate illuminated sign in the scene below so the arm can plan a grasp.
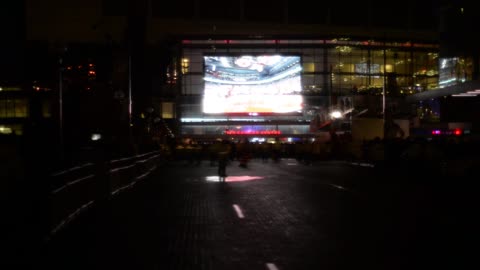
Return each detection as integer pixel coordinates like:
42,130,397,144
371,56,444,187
224,130,281,135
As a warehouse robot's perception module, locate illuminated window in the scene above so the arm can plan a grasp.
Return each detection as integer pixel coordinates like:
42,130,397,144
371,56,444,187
181,58,190,74
0,86,22,91
42,100,52,118
162,102,175,119
0,99,28,118
14,99,28,117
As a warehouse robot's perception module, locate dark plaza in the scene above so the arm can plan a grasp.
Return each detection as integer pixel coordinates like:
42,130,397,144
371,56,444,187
1,1,479,269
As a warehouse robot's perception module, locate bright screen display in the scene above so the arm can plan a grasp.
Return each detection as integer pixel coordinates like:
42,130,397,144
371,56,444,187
439,57,466,87
203,55,303,115
355,63,380,77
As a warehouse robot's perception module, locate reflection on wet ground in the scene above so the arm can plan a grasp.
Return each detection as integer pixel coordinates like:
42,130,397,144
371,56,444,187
204,175,265,182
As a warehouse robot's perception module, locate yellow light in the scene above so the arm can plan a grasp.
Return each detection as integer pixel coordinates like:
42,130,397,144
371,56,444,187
181,58,190,74
0,126,13,134
385,64,393,72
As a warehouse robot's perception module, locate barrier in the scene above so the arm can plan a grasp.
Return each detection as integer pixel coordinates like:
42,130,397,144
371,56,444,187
48,150,161,238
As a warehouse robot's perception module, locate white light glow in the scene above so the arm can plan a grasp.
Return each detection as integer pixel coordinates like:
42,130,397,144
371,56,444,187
0,126,13,134
452,94,477,97
203,94,303,114
90,133,102,141
205,175,264,182
466,90,480,94
180,118,266,122
266,263,279,270
233,204,245,218
204,66,302,85
330,111,342,119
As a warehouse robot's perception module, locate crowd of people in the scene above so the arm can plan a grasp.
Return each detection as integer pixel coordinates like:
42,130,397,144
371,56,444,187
157,133,480,178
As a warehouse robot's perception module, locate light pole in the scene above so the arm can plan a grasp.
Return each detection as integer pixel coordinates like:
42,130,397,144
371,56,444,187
58,56,64,162
128,54,133,134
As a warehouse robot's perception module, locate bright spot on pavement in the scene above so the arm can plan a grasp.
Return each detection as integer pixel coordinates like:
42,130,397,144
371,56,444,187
205,175,264,182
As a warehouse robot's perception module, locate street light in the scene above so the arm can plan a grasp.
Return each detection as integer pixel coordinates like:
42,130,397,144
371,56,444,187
330,110,343,119
58,51,65,162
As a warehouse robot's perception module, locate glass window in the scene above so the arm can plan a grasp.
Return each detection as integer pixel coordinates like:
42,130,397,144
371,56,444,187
346,48,368,72
302,54,315,72
327,48,340,72
5,100,15,118
370,49,385,75
42,100,51,118
14,99,28,118
413,51,439,90
189,61,202,73
183,50,203,73
413,51,432,76
0,100,5,118
0,124,22,135
313,49,325,71
277,125,310,134
182,74,204,95
303,74,325,95
0,86,22,91
388,50,412,75
161,102,175,119
180,104,202,118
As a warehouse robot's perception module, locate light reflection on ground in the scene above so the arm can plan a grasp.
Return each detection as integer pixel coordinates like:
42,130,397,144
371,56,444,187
205,175,264,182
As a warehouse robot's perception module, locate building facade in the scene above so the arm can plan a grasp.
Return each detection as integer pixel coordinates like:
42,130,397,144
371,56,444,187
12,0,479,145
177,37,439,140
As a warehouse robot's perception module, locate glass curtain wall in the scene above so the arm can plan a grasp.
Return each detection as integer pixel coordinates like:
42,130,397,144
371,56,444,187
179,39,439,136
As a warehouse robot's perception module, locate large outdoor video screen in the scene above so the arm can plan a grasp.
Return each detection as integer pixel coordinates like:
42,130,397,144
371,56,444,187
202,55,303,115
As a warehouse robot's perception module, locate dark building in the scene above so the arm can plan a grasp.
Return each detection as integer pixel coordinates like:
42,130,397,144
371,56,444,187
407,1,480,134
5,0,478,158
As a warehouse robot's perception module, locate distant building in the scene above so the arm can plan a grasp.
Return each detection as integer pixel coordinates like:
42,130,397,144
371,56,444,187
6,0,477,146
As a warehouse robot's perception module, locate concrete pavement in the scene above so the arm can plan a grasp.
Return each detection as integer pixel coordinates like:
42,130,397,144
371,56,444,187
33,158,478,270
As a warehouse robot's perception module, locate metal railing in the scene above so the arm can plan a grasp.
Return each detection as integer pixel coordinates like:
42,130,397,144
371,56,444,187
48,150,161,238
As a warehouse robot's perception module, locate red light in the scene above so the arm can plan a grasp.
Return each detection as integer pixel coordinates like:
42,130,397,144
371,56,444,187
224,130,281,135
432,130,441,135
454,129,462,136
